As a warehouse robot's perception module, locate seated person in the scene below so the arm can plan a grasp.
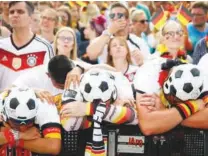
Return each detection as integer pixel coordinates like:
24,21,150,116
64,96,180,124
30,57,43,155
0,87,61,155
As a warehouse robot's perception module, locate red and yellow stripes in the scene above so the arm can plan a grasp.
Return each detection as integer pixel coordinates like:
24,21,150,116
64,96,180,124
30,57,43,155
43,127,61,139
177,5,192,26
85,137,107,156
86,102,94,116
111,107,133,124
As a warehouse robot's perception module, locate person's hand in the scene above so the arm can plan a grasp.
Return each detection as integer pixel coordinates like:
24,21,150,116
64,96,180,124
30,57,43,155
108,19,127,35
131,50,143,66
192,99,205,111
114,98,136,108
60,101,87,117
19,127,41,140
64,67,81,90
35,89,54,104
137,93,165,111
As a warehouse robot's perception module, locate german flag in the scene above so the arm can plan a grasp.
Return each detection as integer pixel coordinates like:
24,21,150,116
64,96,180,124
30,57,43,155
177,5,192,26
151,8,167,30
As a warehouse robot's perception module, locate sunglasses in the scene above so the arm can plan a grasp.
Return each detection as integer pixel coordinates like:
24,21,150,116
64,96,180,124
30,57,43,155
163,30,184,37
138,19,149,24
58,36,73,42
109,13,126,19
41,15,56,22
9,117,35,126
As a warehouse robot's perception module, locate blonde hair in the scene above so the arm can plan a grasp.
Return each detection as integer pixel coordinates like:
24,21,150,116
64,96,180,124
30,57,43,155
80,3,100,26
41,8,59,24
131,9,146,22
54,27,77,60
107,37,132,67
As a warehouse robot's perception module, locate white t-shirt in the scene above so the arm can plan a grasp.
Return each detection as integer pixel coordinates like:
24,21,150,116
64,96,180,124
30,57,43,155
133,57,166,94
124,64,139,83
198,53,208,76
0,35,54,91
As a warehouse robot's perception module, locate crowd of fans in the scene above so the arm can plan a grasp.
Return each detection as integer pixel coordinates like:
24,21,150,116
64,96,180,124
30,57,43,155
1,1,208,156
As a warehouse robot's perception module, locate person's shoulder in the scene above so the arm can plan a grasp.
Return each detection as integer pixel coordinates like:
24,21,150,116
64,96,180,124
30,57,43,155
129,33,140,40
187,22,194,29
34,35,53,49
0,36,10,43
198,53,208,67
36,99,59,124
197,37,206,45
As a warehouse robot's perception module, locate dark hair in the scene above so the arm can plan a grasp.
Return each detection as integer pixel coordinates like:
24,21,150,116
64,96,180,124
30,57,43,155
57,6,72,27
191,1,208,14
48,55,75,84
9,1,34,15
110,2,129,19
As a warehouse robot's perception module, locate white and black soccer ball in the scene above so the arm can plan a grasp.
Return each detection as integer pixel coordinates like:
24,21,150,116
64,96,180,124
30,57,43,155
163,64,204,103
3,87,38,121
80,70,117,103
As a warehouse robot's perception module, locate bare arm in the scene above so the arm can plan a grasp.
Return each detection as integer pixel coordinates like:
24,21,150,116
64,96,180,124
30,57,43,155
136,93,183,135
87,18,127,60
181,108,208,129
23,138,61,155
136,93,204,135
86,35,110,60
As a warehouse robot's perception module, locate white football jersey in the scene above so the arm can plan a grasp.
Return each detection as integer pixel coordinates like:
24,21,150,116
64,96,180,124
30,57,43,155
0,35,54,91
124,64,139,83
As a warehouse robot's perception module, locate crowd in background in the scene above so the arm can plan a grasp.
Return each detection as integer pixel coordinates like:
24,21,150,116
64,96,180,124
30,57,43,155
1,1,208,67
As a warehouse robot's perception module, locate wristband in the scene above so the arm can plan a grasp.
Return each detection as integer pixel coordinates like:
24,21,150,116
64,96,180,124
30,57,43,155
3,129,15,146
86,102,94,116
76,65,85,74
175,101,198,119
16,139,24,148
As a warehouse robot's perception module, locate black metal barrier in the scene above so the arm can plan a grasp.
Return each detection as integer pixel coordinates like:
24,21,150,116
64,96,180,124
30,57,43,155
36,125,208,156
106,125,206,156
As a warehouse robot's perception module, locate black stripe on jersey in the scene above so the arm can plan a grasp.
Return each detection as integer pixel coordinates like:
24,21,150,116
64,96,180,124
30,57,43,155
41,122,61,131
127,35,140,50
35,37,54,59
11,34,36,50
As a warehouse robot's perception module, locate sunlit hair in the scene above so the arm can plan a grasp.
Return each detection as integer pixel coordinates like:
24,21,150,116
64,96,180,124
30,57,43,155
80,3,100,27
53,27,77,60
107,37,132,67
131,9,146,22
